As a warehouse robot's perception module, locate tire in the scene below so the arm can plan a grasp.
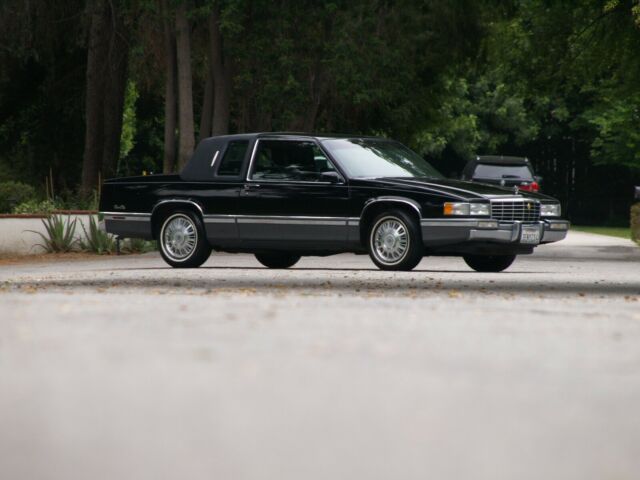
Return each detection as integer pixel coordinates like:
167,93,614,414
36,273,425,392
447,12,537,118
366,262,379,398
367,209,423,271
158,210,211,268
255,252,301,269
463,254,516,272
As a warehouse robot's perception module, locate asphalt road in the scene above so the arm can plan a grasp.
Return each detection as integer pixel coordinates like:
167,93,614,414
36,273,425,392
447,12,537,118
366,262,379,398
1,231,639,480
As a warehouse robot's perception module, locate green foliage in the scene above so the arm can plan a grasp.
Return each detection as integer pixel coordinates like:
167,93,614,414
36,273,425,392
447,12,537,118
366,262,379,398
79,216,115,254
119,80,139,161
415,75,538,160
0,181,36,213
123,238,157,254
13,199,57,214
582,92,640,170
28,215,78,253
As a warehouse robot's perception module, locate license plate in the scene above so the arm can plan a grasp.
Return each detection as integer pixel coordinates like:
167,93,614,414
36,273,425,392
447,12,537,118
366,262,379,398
520,226,540,245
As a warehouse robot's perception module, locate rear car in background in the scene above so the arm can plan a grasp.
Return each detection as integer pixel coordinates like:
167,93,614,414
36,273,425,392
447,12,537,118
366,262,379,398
462,156,541,193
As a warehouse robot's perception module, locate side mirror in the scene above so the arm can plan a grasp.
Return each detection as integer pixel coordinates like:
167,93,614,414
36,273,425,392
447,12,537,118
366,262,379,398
320,171,343,183
635,186,640,200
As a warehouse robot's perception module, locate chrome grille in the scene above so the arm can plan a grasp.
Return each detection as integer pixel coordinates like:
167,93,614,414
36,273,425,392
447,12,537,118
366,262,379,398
491,200,540,222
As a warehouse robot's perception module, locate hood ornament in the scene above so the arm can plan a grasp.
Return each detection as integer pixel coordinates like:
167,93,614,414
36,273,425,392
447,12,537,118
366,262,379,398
513,186,519,195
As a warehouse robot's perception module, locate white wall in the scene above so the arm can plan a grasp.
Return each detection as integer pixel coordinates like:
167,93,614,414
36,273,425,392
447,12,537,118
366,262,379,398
0,215,98,255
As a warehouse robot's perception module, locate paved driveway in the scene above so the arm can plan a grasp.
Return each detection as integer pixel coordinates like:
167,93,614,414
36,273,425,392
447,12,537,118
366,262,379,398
1,232,639,480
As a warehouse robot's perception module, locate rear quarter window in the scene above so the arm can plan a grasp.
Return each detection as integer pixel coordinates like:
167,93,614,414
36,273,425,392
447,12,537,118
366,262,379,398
217,140,249,176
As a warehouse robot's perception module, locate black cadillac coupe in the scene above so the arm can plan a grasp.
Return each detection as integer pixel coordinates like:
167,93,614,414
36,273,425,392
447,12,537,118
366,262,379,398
99,133,569,272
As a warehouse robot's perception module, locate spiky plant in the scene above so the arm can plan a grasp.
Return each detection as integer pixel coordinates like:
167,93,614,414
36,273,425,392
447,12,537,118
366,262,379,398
79,216,115,254
28,215,78,253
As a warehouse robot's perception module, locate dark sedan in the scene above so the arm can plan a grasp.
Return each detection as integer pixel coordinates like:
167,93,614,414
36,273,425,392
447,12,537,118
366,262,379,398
99,133,569,272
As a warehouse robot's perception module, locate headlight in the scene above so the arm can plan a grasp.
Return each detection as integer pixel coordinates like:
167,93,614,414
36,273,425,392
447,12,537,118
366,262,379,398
444,202,490,216
470,203,490,216
541,203,561,217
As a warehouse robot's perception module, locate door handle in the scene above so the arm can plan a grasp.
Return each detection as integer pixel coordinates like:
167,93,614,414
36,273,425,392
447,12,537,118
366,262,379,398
242,184,260,195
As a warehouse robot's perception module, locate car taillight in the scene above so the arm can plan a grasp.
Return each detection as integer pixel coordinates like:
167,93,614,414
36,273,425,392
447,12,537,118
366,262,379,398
519,182,539,192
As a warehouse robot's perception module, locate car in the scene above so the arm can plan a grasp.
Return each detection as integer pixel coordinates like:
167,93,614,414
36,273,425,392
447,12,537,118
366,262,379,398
462,155,542,192
99,133,569,272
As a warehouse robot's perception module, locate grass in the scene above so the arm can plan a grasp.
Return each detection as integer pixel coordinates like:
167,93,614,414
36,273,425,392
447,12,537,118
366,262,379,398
571,225,631,239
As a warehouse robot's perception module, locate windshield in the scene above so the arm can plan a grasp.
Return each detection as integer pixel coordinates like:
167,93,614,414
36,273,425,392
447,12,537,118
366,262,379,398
473,164,533,181
322,139,443,179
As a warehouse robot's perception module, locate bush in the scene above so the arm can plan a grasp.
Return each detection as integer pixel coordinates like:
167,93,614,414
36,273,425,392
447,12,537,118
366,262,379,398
28,215,78,252
631,203,640,245
79,216,115,254
0,181,36,213
123,238,157,254
13,199,58,214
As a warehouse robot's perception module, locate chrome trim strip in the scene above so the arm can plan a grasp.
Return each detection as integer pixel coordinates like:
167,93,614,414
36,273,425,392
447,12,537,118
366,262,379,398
202,214,358,226
237,218,345,226
151,199,204,216
245,139,261,181
210,150,220,167
421,219,480,227
488,196,536,202
361,197,422,219
203,217,236,224
100,211,151,217
103,215,151,222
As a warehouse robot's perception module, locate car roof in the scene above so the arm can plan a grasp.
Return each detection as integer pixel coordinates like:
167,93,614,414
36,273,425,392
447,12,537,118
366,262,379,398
200,132,388,142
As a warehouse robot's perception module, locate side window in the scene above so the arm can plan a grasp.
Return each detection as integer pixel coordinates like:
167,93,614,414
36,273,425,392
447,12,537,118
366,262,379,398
217,140,249,176
251,140,337,182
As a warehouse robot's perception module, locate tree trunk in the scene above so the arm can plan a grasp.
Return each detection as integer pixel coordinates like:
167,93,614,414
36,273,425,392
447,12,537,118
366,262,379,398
82,0,129,192
209,9,231,135
101,13,129,179
175,2,195,169
81,0,109,194
161,0,177,173
198,66,213,141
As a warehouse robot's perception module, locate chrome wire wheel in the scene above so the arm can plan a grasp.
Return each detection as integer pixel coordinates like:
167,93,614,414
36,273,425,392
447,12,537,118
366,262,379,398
371,216,410,265
161,214,198,262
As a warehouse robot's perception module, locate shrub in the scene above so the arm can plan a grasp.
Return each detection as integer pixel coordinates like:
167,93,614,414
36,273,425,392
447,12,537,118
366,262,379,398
28,215,78,253
631,203,640,245
123,238,157,254
0,181,36,213
13,199,58,214
79,216,115,254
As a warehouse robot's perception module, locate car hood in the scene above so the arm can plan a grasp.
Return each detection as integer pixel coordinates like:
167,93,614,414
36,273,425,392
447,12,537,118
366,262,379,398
350,177,556,202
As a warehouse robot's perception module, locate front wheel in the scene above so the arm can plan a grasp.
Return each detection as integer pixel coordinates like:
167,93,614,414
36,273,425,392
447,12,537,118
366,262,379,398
463,254,516,272
158,210,211,268
255,252,301,269
368,210,423,271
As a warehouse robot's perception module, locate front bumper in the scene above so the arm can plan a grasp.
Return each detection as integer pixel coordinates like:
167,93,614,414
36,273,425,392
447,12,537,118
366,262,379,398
420,218,570,247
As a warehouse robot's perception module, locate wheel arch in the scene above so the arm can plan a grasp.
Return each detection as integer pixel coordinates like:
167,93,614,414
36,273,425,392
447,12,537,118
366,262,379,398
359,197,422,246
151,199,204,239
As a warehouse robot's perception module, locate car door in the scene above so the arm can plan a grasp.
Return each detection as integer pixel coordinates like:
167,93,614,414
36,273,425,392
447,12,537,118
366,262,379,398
236,138,351,247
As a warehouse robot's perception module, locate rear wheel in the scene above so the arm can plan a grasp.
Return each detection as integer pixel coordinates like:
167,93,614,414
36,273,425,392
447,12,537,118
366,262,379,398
463,254,516,272
255,252,301,269
158,210,211,268
367,209,423,271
